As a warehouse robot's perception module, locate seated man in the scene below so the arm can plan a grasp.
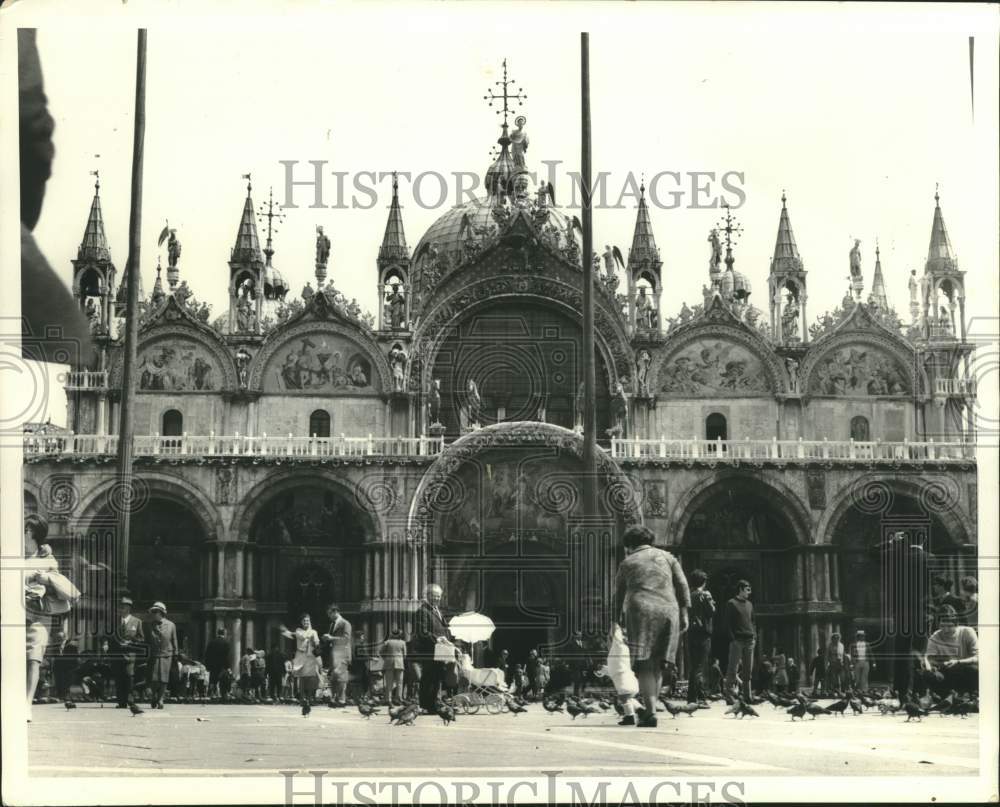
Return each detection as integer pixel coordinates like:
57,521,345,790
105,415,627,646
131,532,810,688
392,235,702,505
919,605,978,696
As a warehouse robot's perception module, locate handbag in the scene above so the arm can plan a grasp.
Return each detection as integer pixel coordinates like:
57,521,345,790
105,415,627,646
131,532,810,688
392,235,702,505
434,640,458,663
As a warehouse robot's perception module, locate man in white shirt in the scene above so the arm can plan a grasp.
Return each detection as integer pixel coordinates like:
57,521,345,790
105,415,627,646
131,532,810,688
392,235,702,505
850,630,874,693
920,605,978,697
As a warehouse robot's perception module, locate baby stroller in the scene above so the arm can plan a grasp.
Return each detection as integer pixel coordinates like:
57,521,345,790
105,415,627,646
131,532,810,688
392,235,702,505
451,652,509,715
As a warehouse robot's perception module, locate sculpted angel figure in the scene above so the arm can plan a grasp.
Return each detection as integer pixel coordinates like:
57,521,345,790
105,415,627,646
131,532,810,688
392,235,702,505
708,229,722,271
849,239,862,281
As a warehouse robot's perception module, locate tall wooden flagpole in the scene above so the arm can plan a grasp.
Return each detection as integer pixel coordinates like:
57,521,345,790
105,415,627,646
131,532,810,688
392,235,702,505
115,29,147,593
581,33,597,517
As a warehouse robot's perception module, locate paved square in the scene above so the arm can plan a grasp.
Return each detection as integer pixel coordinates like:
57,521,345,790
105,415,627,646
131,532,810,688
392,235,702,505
26,700,980,778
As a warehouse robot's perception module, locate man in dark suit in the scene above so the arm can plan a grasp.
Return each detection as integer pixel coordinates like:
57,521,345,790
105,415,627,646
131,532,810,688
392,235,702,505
112,596,145,708
203,628,231,698
322,604,352,706
414,583,452,713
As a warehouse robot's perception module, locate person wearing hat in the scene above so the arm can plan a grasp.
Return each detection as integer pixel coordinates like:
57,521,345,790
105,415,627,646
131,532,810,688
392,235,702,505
146,602,178,709
825,632,846,694
849,629,874,693
112,596,145,708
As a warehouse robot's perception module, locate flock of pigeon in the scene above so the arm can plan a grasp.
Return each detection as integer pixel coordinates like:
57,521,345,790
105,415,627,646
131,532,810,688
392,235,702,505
62,685,978,725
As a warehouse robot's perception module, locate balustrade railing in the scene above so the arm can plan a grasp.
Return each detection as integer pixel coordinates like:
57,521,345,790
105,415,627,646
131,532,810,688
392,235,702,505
610,436,974,462
63,370,108,390
24,432,445,459
935,377,977,397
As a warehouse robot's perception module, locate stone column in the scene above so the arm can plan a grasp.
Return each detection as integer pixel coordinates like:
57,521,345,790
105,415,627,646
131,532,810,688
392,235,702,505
235,547,245,599
373,548,383,600
232,615,243,671
245,617,255,651
830,551,840,601
362,546,371,599
97,398,107,435
411,545,420,600
216,545,226,598
245,547,255,599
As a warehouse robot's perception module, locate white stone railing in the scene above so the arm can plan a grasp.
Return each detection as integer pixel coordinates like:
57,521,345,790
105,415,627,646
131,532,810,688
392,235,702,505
63,370,108,390
24,432,445,459
610,436,974,462
935,378,977,397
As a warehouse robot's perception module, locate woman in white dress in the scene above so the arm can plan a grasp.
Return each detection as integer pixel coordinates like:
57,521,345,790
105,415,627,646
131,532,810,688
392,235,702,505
280,614,321,704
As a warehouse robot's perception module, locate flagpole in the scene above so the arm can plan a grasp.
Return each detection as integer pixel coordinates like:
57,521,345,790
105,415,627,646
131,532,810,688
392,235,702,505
581,33,597,519
115,29,147,594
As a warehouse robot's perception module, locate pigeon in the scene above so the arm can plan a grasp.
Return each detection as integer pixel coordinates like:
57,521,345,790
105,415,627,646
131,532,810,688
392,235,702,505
859,695,876,709
724,699,743,718
659,699,681,718
674,703,701,717
945,701,972,718
565,699,586,719
392,704,420,726
764,692,779,708
827,699,849,717
737,700,760,719
507,700,528,716
64,701,77,710
301,702,312,718
388,704,407,723
542,697,564,714
357,702,379,719
849,699,864,715
787,703,807,721
128,703,144,717
196,717,211,722
805,703,831,719
775,695,798,708
436,703,456,725
904,702,928,722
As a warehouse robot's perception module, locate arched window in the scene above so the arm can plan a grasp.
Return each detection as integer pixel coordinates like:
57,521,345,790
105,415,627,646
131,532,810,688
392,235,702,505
309,409,331,438
706,413,728,442
850,415,870,442
162,409,183,436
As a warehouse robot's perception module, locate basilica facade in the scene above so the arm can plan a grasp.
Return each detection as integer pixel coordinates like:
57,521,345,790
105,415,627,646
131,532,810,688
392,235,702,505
24,94,979,680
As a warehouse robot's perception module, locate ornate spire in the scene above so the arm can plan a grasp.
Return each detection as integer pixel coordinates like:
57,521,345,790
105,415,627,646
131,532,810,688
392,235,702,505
151,259,165,305
869,242,888,310
483,60,528,198
627,181,660,267
379,172,410,261
769,191,803,274
78,171,112,263
925,188,958,274
231,174,263,265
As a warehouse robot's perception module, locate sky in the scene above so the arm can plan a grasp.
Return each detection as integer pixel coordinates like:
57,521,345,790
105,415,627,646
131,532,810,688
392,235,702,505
7,1,999,431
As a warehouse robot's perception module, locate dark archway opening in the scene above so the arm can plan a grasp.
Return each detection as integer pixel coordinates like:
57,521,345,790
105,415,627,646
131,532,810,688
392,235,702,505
309,409,331,438
706,412,728,441
680,479,800,669
162,409,183,437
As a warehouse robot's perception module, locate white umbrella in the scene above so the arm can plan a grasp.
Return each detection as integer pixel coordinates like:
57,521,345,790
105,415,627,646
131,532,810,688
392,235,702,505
448,611,496,643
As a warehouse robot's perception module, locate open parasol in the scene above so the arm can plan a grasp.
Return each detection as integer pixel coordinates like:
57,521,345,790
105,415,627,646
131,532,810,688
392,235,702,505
447,611,496,643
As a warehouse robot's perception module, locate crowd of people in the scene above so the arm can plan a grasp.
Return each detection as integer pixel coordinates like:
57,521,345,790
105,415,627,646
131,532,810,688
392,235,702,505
26,517,980,725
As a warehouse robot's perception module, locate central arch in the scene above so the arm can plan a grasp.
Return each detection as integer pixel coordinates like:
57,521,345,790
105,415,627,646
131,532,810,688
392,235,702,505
409,422,640,659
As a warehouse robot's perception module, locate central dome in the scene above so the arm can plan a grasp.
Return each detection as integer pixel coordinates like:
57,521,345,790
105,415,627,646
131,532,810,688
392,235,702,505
413,197,572,272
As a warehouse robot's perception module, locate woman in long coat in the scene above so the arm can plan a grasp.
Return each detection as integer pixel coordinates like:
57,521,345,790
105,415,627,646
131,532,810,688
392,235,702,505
147,602,178,709
280,614,321,703
612,525,691,728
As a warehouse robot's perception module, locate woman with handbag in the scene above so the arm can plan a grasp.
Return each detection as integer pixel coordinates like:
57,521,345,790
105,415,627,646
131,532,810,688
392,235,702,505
24,514,80,722
280,614,321,705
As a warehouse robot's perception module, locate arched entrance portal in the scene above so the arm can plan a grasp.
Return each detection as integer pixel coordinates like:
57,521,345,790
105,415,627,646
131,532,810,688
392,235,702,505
414,423,638,666
830,487,974,650
90,497,209,655
248,480,372,643
679,477,802,671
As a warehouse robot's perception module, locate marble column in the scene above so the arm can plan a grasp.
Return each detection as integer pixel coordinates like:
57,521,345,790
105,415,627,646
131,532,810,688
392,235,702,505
232,616,243,672
245,548,255,599
363,547,371,599
410,545,419,600
216,545,226,598
830,551,840,601
800,552,811,601
374,549,383,600
245,617,255,651
235,547,245,600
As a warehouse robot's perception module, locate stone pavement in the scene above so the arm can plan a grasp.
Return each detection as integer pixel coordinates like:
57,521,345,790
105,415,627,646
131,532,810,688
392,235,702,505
26,699,980,778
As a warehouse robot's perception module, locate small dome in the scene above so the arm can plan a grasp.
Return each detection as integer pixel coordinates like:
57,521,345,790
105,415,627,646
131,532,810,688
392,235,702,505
264,260,288,299
720,270,735,297
733,271,752,299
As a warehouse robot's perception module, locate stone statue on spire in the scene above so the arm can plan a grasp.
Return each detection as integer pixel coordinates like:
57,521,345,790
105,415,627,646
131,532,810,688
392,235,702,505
708,229,722,273
315,226,331,267
849,239,863,282
510,116,529,168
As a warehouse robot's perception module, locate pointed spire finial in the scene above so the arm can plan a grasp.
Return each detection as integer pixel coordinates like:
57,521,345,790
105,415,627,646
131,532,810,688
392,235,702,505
90,169,100,194
781,189,787,208
242,173,252,197
379,171,410,263
484,59,527,137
